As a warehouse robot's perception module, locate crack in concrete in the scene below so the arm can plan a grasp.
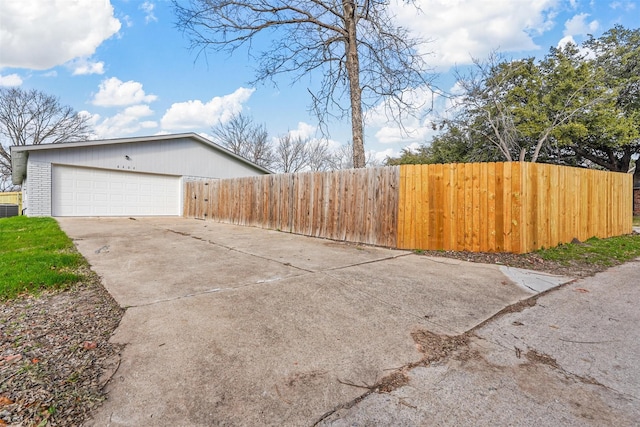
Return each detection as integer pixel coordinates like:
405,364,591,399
164,225,412,274
124,271,314,308
163,228,316,273
129,287,229,307
320,252,414,272
122,227,414,309
524,348,640,401
310,283,605,425
312,389,374,427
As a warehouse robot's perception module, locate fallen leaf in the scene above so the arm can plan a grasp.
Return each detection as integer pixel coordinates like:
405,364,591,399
32,358,40,364
0,395,13,406
575,288,590,293
82,341,97,350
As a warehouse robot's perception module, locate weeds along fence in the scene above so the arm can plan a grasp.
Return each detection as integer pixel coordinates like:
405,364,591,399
184,163,632,253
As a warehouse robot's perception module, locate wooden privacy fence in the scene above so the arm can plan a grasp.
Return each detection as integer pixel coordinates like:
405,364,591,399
184,167,399,247
0,192,22,215
184,163,632,253
398,163,631,253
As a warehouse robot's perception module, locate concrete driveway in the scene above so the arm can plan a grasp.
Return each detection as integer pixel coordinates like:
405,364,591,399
57,217,568,426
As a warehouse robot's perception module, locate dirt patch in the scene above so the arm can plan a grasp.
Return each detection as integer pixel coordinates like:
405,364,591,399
411,329,469,364
376,371,410,393
416,249,603,278
525,349,560,369
361,330,471,396
0,273,124,426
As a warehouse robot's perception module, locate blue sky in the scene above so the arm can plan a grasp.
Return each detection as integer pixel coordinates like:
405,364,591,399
1,0,638,162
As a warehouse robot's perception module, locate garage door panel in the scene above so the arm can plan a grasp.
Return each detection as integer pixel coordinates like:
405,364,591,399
52,165,180,217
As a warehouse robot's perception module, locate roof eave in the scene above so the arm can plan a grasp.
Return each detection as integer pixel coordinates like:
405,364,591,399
9,132,272,176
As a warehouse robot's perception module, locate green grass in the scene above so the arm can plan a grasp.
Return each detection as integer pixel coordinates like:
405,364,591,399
633,216,640,226
537,234,640,267
0,216,86,300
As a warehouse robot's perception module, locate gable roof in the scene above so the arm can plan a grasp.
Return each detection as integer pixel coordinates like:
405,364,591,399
11,132,272,184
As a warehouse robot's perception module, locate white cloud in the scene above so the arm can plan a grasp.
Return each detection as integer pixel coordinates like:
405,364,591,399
123,104,155,117
84,104,157,139
0,74,23,87
372,148,398,162
70,58,105,76
160,87,255,130
374,122,435,145
365,83,441,145
392,0,561,70
367,84,438,126
93,77,157,107
0,0,121,70
140,121,157,129
557,35,577,48
563,13,599,37
610,1,636,11
287,122,317,140
123,15,134,28
140,2,158,24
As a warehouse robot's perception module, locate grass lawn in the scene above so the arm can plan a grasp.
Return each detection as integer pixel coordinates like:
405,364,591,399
0,216,86,300
633,216,640,226
537,234,640,267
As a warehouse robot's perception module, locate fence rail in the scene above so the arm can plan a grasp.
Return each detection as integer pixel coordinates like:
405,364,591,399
184,163,632,253
0,192,22,215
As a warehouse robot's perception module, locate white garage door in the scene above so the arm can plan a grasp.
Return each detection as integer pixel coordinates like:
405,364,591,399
52,165,181,216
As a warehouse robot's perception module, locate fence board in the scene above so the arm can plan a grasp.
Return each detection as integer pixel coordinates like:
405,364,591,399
494,163,504,252
487,163,496,252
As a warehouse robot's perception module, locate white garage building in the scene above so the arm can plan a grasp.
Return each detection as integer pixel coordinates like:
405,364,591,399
10,133,270,217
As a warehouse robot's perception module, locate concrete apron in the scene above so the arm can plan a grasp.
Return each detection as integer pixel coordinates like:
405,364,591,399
57,217,572,426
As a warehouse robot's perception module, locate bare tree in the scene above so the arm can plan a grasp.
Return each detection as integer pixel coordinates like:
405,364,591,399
330,142,379,169
211,113,274,169
0,87,91,190
273,134,336,172
306,139,333,171
274,134,309,173
174,0,430,168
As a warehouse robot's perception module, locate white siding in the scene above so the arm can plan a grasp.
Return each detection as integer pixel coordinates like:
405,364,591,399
28,137,262,179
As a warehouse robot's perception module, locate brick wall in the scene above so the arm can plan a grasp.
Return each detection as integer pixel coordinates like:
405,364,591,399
634,188,640,216
25,161,51,216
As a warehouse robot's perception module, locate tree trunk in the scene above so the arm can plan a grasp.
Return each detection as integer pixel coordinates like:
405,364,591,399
343,0,365,168
634,159,640,189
